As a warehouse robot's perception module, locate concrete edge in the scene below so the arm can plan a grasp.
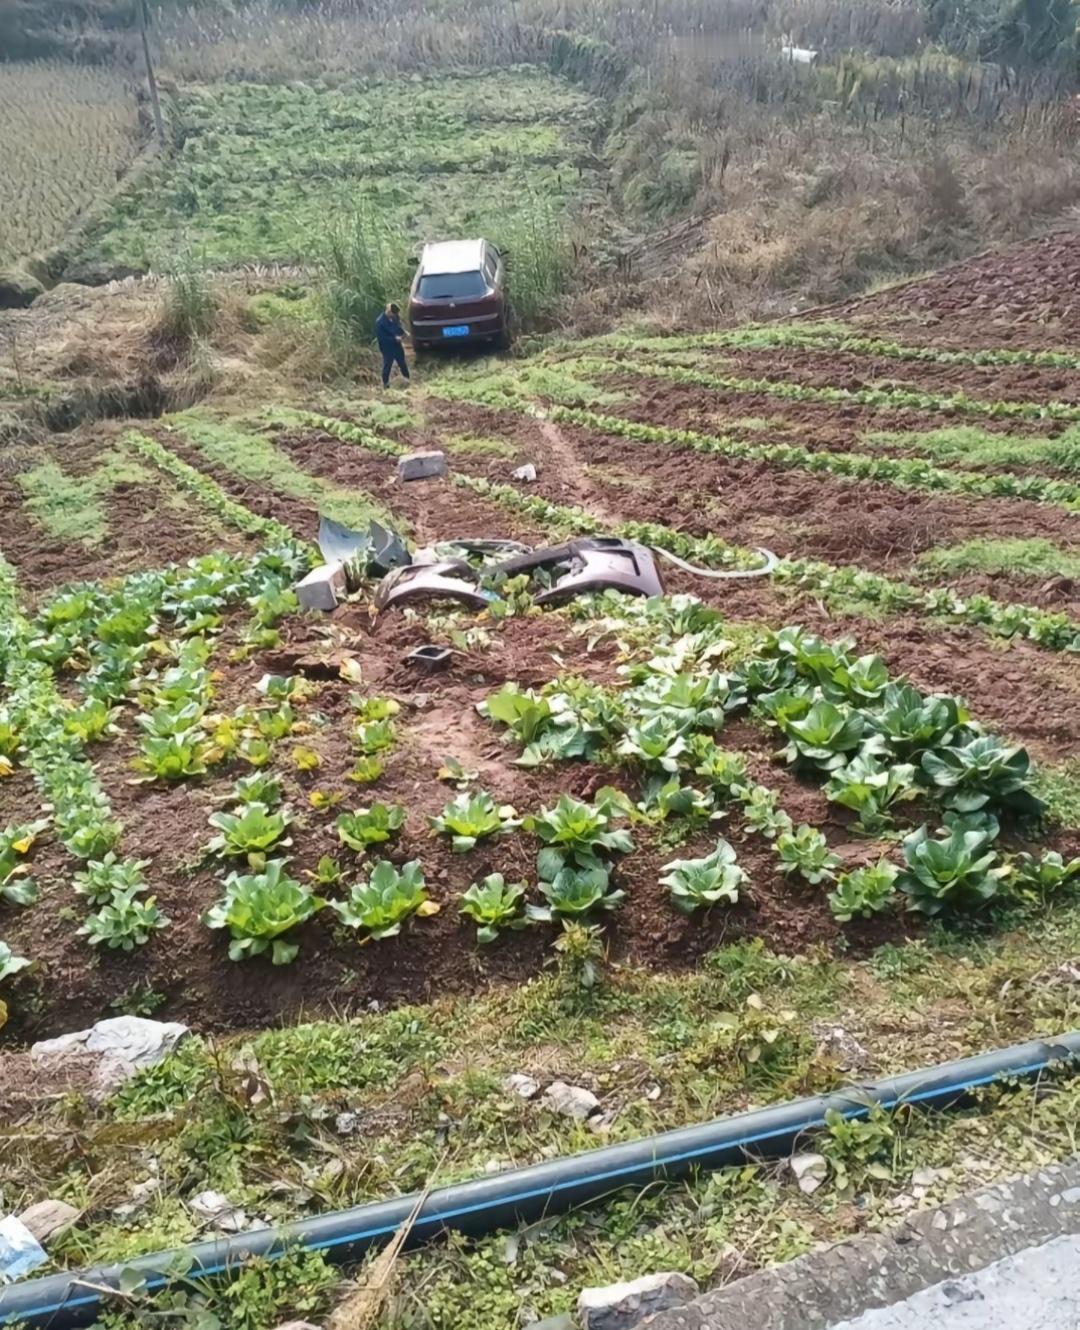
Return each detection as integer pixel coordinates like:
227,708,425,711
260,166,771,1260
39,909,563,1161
644,1157,1080,1330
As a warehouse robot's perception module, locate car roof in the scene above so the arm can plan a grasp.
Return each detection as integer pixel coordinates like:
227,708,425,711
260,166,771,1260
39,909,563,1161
419,239,486,274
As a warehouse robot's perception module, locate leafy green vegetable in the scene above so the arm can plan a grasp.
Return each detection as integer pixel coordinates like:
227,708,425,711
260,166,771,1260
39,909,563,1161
336,802,406,851
921,736,1042,816
354,719,397,755
616,718,687,772
230,772,283,808
736,784,793,840
527,866,624,921
1008,850,1080,899
332,860,435,940
660,838,745,913
348,756,386,784
79,888,169,950
430,791,519,853
459,873,529,942
526,793,634,873
204,860,323,964
897,822,1007,915
73,853,151,906
0,941,31,981
207,802,293,862
776,825,841,884
825,755,918,833
689,736,748,795
778,701,867,773
828,861,898,922
63,698,120,744
134,733,212,782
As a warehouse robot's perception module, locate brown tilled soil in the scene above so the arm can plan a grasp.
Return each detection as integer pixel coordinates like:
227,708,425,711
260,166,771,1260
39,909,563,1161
230,423,1080,764
0,428,250,598
593,376,1073,461
4,422,1078,1043
631,346,1080,407
834,229,1080,349
347,401,1080,618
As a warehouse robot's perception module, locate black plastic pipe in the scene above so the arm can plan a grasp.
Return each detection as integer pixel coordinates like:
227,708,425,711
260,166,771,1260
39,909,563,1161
3,1032,1077,1328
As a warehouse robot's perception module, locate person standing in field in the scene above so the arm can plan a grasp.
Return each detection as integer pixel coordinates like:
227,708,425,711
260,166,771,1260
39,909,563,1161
375,302,411,389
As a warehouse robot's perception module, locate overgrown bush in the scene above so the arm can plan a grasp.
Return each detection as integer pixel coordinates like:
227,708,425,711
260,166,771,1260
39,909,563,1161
321,204,413,361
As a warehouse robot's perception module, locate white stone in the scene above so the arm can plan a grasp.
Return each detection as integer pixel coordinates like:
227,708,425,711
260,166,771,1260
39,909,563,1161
18,1199,79,1244
31,1016,189,1098
513,464,538,482
190,1190,248,1233
577,1271,700,1330
296,561,346,612
542,1080,600,1121
504,1073,540,1100
397,450,447,481
335,1112,361,1136
790,1152,829,1195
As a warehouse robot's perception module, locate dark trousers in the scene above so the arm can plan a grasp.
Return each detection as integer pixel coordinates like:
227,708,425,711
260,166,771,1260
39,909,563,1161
380,342,409,387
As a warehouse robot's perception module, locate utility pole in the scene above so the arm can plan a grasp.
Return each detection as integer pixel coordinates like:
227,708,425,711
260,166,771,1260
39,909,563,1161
139,0,166,144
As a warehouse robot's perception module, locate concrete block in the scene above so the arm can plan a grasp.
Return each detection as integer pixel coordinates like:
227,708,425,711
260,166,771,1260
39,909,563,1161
397,450,448,482
296,561,346,612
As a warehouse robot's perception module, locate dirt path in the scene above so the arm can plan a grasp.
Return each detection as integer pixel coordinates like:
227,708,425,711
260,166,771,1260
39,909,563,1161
536,414,621,527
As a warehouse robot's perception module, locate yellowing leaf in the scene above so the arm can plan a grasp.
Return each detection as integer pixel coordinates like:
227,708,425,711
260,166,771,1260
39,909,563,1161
0,757,13,779
11,835,35,855
416,900,441,917
293,746,322,771
339,657,364,684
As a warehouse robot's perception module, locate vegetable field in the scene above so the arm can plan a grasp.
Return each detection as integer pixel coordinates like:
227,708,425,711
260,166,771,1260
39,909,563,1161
76,68,602,272
0,61,142,268
3,232,1080,1326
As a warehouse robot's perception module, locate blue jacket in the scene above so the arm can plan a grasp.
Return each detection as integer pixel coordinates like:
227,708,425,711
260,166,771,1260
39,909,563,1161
375,312,405,350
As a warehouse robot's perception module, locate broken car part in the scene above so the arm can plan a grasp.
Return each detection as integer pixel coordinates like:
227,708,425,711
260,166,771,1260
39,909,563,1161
407,645,454,671
318,516,410,578
374,561,499,613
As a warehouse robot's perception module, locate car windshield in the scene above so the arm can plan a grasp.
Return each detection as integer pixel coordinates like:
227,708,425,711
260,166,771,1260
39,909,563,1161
418,270,489,300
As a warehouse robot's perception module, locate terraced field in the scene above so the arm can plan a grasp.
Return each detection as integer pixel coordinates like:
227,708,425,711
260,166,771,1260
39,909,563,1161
3,234,1080,1328
74,68,602,272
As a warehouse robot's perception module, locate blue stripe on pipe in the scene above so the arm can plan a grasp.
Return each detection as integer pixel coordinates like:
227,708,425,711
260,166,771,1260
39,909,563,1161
8,1057,1054,1322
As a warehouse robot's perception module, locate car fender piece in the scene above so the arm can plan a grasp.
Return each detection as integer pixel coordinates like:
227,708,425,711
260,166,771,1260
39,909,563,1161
534,541,664,605
374,562,497,613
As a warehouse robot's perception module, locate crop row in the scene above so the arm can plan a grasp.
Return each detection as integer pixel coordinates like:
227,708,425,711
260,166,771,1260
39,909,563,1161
1,545,314,966
598,323,1080,371
126,430,310,554
454,474,1080,652
598,356,1080,423
291,409,1080,654
552,399,1080,512
477,599,1070,921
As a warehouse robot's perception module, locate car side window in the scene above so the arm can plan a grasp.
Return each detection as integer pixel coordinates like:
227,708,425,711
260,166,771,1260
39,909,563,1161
484,252,498,285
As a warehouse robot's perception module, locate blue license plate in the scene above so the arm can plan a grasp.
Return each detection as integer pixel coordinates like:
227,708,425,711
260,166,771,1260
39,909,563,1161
443,325,470,338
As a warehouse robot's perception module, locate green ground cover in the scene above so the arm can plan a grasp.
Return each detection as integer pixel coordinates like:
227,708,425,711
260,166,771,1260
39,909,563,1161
78,68,601,270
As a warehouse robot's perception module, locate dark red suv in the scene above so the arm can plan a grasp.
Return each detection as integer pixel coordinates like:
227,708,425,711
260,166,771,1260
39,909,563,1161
408,238,509,350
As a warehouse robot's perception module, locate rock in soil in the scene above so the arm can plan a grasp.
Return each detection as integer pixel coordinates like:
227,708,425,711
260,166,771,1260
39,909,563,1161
513,463,538,482
30,1016,190,1100
189,1190,248,1233
789,1151,829,1195
18,1199,80,1244
504,1072,541,1100
542,1080,600,1121
397,450,448,481
577,1272,700,1329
